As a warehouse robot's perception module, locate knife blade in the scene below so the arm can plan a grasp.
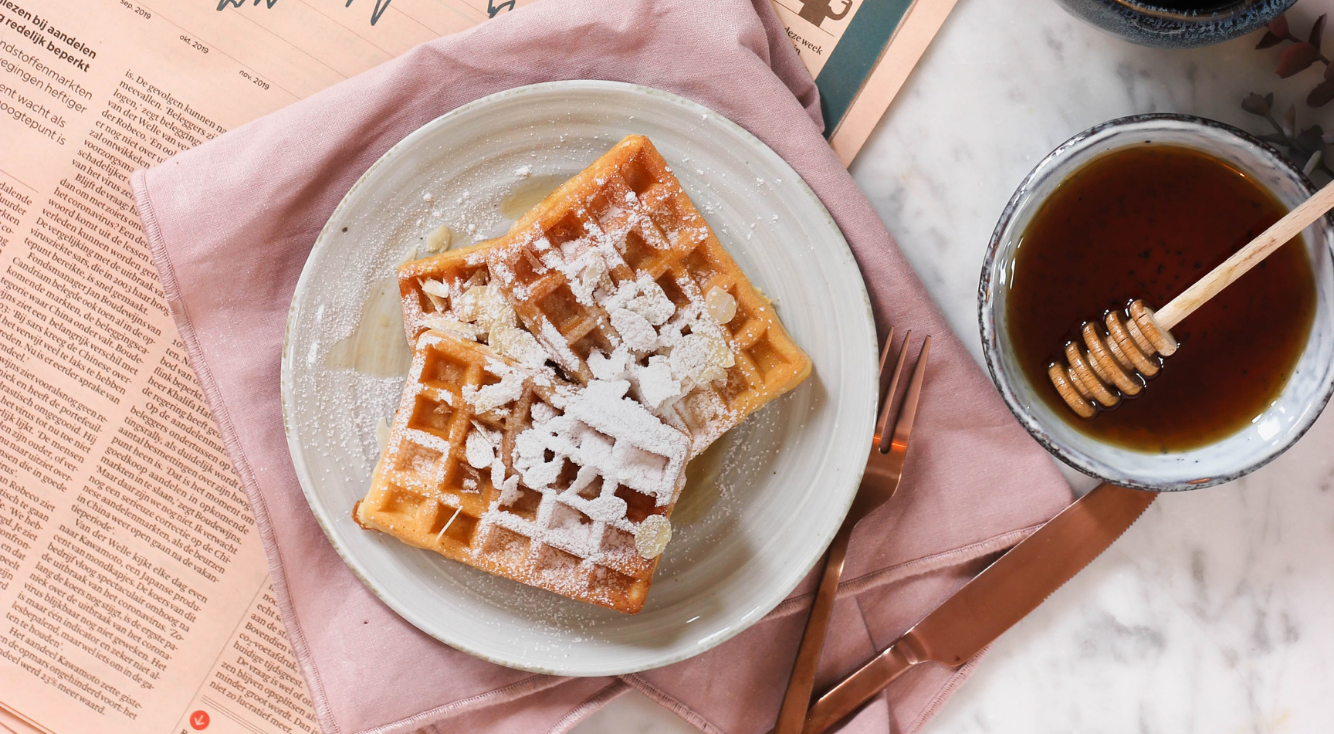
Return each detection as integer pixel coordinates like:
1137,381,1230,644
801,482,1156,734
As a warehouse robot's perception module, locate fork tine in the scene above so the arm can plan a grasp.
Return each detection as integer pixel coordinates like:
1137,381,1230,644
874,330,912,443
880,335,930,454
876,326,896,411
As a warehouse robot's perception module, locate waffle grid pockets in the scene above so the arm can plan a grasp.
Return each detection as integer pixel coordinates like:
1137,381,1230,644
357,135,812,613
356,331,687,612
399,135,812,456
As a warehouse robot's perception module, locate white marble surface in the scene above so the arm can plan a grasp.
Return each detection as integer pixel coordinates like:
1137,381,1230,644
573,0,1334,731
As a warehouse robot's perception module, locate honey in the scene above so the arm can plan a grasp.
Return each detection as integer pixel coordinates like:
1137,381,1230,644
1007,144,1317,452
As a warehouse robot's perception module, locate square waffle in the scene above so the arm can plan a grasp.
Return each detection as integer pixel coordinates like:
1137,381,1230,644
354,329,690,613
398,135,812,457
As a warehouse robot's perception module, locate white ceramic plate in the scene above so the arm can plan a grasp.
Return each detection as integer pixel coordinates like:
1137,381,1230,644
281,81,877,676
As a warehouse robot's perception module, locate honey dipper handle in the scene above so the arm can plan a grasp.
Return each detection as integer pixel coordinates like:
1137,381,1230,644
1156,178,1334,330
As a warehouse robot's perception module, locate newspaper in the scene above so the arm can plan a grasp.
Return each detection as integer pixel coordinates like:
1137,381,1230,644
0,1,535,731
0,0,949,732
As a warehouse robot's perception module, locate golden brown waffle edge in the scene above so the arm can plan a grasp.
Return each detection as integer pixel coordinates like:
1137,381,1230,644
356,329,696,613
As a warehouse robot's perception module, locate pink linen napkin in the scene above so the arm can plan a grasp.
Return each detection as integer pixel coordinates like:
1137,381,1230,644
131,0,1072,732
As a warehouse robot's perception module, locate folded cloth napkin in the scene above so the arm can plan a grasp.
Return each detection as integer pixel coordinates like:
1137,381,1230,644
132,0,1072,731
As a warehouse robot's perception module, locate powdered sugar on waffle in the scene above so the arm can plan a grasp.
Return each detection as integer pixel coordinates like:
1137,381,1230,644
518,379,688,507
438,189,739,453
462,364,525,413
419,259,736,457
376,143,803,580
427,279,550,370
593,275,738,452
418,340,689,563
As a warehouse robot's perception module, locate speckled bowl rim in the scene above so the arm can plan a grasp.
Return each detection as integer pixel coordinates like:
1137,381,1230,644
279,80,877,675
979,112,1334,492
1111,0,1269,22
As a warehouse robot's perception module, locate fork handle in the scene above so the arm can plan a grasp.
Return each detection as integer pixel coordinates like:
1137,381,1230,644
774,517,856,734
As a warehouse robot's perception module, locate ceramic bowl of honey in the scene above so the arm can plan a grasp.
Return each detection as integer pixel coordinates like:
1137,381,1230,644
981,114,1334,491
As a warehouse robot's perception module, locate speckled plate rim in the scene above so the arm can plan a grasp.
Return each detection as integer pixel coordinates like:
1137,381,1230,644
978,112,1334,492
279,80,878,675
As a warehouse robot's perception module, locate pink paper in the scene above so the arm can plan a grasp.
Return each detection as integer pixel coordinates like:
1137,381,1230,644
131,0,1071,732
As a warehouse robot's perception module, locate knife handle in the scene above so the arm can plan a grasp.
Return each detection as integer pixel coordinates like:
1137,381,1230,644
801,636,920,734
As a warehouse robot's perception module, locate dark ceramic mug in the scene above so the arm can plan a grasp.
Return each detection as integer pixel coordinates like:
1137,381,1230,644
1054,0,1295,48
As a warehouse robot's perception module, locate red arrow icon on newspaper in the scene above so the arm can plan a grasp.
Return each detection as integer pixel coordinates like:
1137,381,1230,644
190,710,210,730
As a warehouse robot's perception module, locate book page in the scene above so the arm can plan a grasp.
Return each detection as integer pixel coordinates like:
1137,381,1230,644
771,0,870,78
770,0,960,164
0,1,527,732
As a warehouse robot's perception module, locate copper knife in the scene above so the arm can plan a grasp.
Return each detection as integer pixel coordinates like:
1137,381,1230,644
801,482,1156,734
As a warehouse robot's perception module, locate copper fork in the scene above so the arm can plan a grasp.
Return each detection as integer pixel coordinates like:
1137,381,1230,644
774,328,931,734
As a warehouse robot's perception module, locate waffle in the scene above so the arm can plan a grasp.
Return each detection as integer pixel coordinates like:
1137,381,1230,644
398,135,812,457
354,329,691,613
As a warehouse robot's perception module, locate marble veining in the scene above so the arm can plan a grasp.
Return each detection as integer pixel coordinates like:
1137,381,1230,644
574,0,1334,730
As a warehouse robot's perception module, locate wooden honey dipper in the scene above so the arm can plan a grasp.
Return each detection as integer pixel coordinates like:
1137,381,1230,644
1050,179,1334,418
